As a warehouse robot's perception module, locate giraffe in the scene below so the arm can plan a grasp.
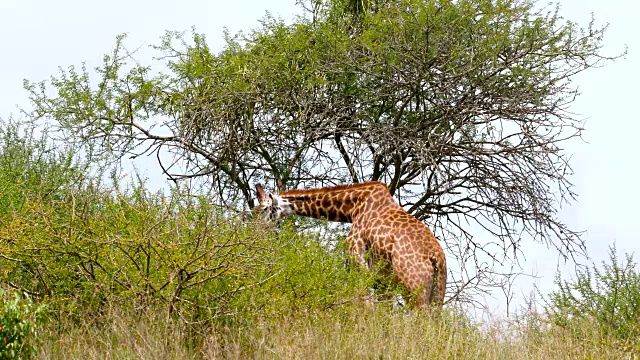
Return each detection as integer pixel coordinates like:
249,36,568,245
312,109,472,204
255,181,447,309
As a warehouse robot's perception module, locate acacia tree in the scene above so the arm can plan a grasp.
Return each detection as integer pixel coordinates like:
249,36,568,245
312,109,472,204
24,0,622,304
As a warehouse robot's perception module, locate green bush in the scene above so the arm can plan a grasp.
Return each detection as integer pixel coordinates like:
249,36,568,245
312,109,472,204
0,178,363,326
0,289,47,359
546,244,640,344
232,222,366,318
0,118,83,216
0,118,363,333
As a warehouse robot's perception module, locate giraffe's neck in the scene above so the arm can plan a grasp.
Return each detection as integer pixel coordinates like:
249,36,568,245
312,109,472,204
277,181,390,223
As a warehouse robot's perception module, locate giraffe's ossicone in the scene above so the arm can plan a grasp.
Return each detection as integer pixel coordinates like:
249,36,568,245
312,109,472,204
255,181,447,309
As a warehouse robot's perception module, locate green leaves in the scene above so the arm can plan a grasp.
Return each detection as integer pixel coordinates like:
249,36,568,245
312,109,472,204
0,289,47,360
0,118,82,216
547,244,640,343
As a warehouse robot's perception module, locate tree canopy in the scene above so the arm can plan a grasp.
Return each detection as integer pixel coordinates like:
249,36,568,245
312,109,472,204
24,0,623,302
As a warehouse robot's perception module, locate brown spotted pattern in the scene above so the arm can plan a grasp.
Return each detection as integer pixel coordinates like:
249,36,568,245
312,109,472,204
256,181,447,309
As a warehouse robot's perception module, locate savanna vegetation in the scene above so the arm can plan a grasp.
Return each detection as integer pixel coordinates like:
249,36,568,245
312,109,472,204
1,0,637,358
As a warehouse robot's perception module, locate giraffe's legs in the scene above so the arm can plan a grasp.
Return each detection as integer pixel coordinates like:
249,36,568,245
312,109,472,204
345,230,375,307
392,254,435,310
345,230,367,268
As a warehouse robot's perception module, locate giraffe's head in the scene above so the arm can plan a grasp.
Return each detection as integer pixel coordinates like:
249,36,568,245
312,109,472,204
255,184,295,221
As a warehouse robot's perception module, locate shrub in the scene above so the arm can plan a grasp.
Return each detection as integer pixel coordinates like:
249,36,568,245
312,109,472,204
546,244,640,344
0,118,83,216
0,118,364,336
0,178,364,326
0,289,47,359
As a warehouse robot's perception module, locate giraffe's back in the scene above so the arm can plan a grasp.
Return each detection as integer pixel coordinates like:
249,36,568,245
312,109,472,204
363,207,442,259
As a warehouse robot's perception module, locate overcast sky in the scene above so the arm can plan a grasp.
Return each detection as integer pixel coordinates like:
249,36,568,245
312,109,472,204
1,0,637,316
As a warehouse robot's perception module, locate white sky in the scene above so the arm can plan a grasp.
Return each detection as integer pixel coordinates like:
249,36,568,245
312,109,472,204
1,0,638,316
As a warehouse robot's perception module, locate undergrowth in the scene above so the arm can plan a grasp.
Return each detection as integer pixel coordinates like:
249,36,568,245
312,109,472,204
35,305,633,360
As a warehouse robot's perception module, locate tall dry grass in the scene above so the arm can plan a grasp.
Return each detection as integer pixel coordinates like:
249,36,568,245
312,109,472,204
36,305,633,360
